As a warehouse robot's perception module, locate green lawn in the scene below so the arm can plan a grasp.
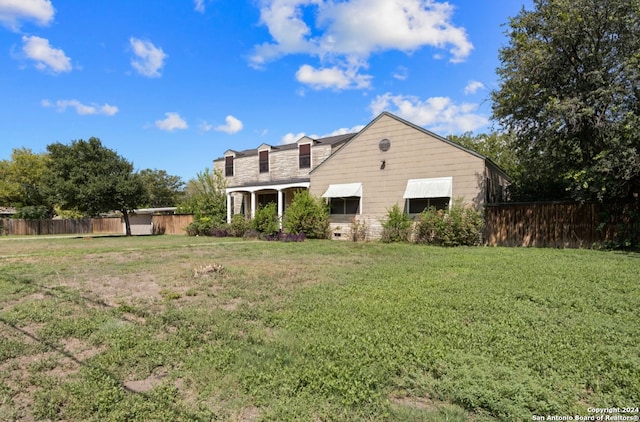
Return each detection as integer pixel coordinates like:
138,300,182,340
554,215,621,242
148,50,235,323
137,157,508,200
1,236,638,421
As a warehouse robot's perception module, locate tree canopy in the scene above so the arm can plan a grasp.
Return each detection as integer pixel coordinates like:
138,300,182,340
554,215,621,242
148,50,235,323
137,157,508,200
492,0,640,202
45,137,147,235
177,168,227,225
0,148,50,208
138,168,185,208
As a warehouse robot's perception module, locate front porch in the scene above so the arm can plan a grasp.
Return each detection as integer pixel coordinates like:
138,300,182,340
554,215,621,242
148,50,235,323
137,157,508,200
225,179,311,224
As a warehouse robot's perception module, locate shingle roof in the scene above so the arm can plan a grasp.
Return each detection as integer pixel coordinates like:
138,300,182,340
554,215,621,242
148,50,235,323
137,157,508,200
216,132,357,160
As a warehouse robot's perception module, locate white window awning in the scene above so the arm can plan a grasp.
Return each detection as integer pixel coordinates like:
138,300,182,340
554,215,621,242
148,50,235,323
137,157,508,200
322,183,362,198
403,177,452,199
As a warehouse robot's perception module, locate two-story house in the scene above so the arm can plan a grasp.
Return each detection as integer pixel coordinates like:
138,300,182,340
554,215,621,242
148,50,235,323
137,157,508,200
213,112,510,239
216,132,356,224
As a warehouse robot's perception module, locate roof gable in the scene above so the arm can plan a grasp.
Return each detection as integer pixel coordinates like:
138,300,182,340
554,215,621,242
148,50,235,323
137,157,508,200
310,111,498,175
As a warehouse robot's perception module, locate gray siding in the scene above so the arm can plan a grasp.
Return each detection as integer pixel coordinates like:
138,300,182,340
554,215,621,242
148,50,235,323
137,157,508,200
213,143,333,187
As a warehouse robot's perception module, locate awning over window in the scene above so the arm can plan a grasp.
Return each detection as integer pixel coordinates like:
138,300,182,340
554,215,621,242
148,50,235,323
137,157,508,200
403,177,452,199
322,183,362,198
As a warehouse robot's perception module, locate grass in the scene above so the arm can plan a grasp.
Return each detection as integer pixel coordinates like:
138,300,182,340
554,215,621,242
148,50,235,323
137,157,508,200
0,235,638,421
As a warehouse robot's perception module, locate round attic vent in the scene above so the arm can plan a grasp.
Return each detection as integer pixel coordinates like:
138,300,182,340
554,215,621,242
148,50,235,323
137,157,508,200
379,138,391,151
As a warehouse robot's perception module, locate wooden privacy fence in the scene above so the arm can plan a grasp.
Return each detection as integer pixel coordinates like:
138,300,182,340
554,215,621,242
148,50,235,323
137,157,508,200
485,202,639,248
151,214,194,235
0,215,193,236
0,218,123,236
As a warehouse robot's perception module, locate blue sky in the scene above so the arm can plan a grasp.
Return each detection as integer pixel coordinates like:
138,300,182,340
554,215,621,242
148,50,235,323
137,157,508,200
1,0,531,182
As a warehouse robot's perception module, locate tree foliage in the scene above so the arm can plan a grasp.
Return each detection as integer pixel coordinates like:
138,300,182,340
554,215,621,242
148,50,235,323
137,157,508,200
492,0,640,202
44,137,147,235
138,168,185,208
0,148,50,208
176,168,227,226
282,190,329,239
448,132,521,179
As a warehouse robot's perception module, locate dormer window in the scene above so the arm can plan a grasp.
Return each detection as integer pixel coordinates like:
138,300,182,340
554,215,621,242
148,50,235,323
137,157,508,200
299,144,311,169
225,156,234,177
259,150,269,173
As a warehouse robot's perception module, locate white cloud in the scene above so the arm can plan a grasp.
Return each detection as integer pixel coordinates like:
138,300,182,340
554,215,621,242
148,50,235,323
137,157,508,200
251,0,472,89
325,125,365,136
42,99,118,116
370,93,488,134
295,64,371,90
194,0,205,13
0,0,54,31
215,115,243,134
464,80,485,95
280,125,364,144
21,35,71,73
129,37,167,78
155,112,188,131
199,121,214,132
281,132,309,145
392,66,408,81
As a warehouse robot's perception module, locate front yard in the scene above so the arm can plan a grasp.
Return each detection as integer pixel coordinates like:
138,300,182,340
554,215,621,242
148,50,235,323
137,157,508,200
1,236,638,420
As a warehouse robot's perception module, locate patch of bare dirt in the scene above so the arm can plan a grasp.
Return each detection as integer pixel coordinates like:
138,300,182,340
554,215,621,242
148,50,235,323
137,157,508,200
124,367,168,393
234,406,260,421
82,273,161,307
390,393,439,411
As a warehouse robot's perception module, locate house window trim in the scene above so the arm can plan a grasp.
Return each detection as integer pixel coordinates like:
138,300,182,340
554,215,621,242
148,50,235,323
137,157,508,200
406,197,450,214
329,197,361,215
259,150,269,173
225,156,234,177
402,177,452,215
299,143,311,169
322,183,363,215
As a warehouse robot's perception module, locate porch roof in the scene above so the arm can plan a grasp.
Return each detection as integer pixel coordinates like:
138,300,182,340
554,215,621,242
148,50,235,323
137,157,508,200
226,178,310,194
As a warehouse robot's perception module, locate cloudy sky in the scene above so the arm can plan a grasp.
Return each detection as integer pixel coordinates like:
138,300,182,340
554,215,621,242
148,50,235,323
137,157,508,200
0,0,531,181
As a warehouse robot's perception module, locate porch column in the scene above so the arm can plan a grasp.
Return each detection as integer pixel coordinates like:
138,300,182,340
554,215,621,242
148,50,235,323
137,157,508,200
277,189,284,228
250,191,256,219
226,193,232,224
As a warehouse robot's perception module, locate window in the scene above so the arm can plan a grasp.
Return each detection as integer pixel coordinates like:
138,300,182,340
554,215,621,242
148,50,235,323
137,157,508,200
299,144,311,169
225,156,234,177
329,197,360,214
407,197,449,214
403,177,452,214
259,150,269,173
322,183,362,215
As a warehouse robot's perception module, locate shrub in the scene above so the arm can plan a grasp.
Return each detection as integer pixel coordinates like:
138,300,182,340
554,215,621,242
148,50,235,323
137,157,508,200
243,229,261,240
282,190,329,239
380,204,412,243
13,205,51,219
230,214,250,237
251,203,280,236
415,201,483,246
185,216,216,236
264,231,306,242
211,225,232,237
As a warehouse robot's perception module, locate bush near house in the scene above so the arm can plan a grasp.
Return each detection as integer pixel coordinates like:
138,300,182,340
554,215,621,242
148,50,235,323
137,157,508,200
415,202,484,246
282,190,330,239
380,204,412,243
251,203,280,237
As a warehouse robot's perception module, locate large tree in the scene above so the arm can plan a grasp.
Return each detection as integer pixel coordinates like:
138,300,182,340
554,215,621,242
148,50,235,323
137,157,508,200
138,168,185,208
492,0,640,202
448,132,521,179
177,168,226,225
0,148,50,208
45,138,148,235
